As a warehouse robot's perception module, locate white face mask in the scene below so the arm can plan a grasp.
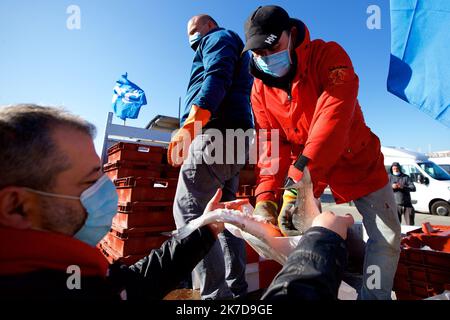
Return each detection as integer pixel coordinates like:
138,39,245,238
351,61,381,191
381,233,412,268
253,33,293,78
189,32,203,50
25,175,118,246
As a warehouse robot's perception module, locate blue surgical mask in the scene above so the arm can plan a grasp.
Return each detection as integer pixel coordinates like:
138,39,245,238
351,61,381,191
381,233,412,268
254,34,292,78
189,32,203,51
25,175,118,246
393,172,401,176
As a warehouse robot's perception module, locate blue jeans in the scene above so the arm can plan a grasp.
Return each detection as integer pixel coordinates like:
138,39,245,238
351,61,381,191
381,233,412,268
173,133,248,299
354,182,401,300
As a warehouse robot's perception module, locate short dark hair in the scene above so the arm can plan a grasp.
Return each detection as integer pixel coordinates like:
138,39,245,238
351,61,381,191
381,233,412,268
0,104,96,191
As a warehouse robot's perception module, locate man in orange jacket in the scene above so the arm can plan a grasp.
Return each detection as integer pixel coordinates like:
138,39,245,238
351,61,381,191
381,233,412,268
243,5,401,300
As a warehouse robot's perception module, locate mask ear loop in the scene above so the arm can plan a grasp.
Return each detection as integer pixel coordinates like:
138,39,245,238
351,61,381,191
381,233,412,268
287,32,293,65
23,188,80,200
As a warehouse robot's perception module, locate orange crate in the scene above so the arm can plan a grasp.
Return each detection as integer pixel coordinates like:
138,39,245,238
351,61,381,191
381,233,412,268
98,240,146,266
246,243,260,264
110,224,174,238
103,230,169,256
160,164,180,179
394,229,450,300
236,185,256,197
107,142,165,163
259,260,282,289
115,177,177,202
239,165,256,186
103,160,162,180
112,201,174,229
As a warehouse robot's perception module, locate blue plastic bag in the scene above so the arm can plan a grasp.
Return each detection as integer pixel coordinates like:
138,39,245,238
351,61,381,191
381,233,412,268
112,73,147,121
387,0,450,127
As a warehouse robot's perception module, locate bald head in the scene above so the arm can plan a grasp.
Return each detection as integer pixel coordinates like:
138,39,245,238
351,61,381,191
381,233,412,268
187,14,218,36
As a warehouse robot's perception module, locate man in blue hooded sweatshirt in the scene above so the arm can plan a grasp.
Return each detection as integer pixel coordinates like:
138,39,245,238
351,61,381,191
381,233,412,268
168,15,254,299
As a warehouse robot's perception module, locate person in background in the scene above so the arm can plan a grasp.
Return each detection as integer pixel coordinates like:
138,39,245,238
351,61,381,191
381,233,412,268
168,14,254,300
243,5,401,300
389,162,416,225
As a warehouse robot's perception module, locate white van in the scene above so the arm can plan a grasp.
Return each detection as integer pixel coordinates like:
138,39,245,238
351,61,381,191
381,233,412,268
429,156,450,175
381,146,450,216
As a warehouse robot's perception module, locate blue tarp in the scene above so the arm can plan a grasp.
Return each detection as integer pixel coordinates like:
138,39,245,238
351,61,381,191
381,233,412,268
387,0,450,127
112,73,147,121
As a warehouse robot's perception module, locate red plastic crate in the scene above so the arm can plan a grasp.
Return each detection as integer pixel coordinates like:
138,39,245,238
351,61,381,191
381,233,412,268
245,243,260,264
160,164,180,179
115,177,177,202
407,223,450,238
239,165,256,186
98,240,146,266
236,185,256,197
394,229,450,300
103,160,162,180
258,260,282,289
110,224,174,238
103,230,169,256
107,142,165,163
112,201,174,229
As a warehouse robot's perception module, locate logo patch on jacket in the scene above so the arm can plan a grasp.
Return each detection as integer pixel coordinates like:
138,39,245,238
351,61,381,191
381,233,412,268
328,66,349,86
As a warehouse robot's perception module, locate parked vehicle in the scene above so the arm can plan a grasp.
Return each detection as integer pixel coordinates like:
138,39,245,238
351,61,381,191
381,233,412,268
429,156,450,175
381,146,450,216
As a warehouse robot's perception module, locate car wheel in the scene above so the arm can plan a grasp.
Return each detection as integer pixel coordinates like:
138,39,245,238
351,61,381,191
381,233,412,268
431,201,450,216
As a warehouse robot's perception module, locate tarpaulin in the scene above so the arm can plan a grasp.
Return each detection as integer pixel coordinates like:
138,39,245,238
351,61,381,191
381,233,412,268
112,73,147,121
387,0,450,127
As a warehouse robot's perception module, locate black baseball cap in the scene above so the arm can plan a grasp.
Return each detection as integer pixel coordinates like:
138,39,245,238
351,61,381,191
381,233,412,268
243,5,293,53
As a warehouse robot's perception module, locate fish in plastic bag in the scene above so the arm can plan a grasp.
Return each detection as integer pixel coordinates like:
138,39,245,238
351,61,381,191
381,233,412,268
171,203,301,265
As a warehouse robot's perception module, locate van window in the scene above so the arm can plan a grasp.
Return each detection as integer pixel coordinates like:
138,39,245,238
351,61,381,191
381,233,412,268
401,164,420,182
439,164,450,175
418,162,450,181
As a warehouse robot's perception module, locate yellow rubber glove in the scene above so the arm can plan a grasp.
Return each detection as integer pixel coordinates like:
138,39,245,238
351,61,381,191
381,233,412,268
277,189,300,236
253,200,279,225
168,105,211,167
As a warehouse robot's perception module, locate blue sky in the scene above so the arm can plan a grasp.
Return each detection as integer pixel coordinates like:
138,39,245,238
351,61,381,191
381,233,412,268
1,0,449,154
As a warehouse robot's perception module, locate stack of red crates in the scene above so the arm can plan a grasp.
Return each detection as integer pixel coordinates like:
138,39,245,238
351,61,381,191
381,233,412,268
394,225,450,300
236,164,257,206
98,142,180,266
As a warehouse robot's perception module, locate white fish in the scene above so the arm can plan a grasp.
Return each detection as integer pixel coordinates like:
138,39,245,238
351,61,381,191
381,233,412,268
171,204,302,265
287,166,321,234
172,205,282,242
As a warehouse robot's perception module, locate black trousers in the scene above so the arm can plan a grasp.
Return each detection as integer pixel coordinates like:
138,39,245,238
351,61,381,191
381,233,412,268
397,205,415,226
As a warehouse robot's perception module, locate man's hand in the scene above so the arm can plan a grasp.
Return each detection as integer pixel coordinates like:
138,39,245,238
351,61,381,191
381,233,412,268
392,182,401,189
278,189,300,236
311,211,354,240
253,200,279,225
167,105,211,167
203,189,249,238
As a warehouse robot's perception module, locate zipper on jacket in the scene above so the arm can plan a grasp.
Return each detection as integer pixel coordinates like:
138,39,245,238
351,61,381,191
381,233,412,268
287,82,293,102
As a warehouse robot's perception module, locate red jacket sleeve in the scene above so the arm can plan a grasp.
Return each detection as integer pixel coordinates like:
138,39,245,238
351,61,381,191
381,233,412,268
302,42,359,184
251,83,291,204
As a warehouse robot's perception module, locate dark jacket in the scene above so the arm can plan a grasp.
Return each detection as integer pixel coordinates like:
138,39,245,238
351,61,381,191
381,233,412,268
182,27,254,130
389,162,416,207
0,226,216,300
263,226,347,300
